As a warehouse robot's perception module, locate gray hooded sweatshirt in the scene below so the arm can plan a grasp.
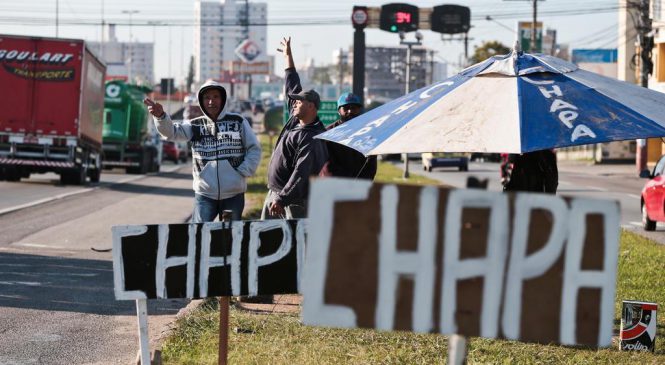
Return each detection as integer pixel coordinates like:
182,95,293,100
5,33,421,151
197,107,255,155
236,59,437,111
153,81,261,200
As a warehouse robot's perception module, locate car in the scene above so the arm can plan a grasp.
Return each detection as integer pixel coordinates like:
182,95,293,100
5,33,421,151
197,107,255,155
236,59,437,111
640,155,665,231
421,152,469,172
162,141,187,164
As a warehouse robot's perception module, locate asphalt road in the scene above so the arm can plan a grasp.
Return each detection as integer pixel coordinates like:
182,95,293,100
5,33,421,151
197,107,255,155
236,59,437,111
399,159,665,245
0,162,186,214
0,162,195,364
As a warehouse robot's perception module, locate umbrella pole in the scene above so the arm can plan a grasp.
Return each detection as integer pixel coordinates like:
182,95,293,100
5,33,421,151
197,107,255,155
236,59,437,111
403,154,410,178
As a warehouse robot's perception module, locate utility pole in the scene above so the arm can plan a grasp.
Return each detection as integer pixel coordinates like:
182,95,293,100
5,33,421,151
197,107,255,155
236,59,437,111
338,48,344,95
100,0,104,59
504,0,543,52
122,10,139,83
55,0,59,37
636,0,654,173
244,0,251,100
531,0,537,52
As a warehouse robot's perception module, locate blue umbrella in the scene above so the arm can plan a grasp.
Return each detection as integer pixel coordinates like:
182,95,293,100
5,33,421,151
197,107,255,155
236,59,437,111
316,49,665,155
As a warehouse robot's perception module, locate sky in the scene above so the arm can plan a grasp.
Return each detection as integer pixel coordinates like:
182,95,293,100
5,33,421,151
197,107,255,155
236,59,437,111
0,0,621,85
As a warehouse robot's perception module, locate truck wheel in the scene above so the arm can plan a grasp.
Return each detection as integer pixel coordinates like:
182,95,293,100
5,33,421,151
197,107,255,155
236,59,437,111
60,168,87,185
89,168,101,183
5,167,21,182
0,167,6,181
89,155,101,183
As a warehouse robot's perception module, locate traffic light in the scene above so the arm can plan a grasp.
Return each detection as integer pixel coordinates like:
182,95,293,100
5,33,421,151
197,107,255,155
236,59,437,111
379,3,419,33
431,5,471,34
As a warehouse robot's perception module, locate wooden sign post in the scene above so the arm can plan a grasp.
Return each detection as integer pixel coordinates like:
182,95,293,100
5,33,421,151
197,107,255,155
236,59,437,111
219,210,233,365
302,178,621,354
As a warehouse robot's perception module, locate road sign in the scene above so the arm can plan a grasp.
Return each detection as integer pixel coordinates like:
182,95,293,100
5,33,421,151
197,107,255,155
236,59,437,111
283,100,338,126
230,61,270,75
352,7,369,28
431,5,471,34
234,39,261,63
518,21,543,53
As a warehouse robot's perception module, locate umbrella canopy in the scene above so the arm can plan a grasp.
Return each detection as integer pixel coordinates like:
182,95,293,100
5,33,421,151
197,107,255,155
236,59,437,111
316,50,665,155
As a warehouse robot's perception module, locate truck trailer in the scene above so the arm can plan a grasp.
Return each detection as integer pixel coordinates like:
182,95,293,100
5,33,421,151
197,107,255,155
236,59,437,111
0,34,106,185
102,80,161,174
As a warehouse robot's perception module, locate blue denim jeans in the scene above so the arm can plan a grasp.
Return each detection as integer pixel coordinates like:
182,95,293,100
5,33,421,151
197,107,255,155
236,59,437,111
191,193,245,223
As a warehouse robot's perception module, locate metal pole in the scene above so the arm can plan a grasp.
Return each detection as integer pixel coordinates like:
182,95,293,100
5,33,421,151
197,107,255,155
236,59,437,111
338,48,344,95
100,0,104,59
352,27,366,104
531,0,537,52
218,209,233,365
167,26,172,113
56,0,59,37
122,10,139,83
402,44,411,179
637,0,653,173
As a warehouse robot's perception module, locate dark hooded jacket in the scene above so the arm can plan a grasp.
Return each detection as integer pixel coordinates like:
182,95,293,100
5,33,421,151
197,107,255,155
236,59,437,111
267,68,328,206
325,119,377,180
503,150,558,193
152,80,261,200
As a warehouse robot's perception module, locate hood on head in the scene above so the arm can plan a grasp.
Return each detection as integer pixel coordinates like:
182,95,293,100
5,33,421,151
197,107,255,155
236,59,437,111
197,80,228,120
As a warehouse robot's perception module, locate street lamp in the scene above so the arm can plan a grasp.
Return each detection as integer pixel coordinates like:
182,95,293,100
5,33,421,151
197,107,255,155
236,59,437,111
399,31,423,179
122,10,139,83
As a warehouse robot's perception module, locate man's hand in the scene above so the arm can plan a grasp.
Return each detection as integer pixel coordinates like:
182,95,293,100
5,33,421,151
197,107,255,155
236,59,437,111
276,36,291,58
319,161,332,177
143,98,165,118
269,200,285,217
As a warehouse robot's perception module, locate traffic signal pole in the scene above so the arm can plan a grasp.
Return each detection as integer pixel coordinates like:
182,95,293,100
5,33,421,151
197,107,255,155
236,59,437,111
353,27,366,103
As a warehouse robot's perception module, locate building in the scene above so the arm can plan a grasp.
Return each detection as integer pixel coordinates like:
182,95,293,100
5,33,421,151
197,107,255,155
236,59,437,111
89,24,154,85
193,0,268,89
363,46,443,102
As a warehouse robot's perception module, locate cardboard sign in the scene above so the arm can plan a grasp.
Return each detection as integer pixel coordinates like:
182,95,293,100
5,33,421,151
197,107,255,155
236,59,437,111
302,178,620,348
112,220,306,300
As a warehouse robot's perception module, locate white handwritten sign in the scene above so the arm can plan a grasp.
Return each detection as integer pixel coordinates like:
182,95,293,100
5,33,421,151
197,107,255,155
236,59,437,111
302,178,620,347
112,220,306,300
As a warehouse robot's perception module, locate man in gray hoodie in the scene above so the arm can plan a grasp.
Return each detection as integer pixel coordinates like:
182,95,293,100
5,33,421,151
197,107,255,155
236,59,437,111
144,81,261,222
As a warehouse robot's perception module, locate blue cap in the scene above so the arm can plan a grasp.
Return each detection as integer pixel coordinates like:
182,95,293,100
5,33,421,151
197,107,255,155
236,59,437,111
337,92,362,109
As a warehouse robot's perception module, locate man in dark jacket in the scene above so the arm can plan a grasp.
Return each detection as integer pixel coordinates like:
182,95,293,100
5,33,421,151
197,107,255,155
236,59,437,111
261,36,328,219
320,92,377,180
503,149,558,194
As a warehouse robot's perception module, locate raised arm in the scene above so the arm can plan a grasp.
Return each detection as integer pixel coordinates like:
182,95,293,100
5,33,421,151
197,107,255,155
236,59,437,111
144,97,193,142
277,37,301,113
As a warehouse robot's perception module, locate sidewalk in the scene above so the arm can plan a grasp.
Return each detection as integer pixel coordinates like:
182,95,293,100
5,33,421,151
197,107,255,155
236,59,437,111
556,160,639,177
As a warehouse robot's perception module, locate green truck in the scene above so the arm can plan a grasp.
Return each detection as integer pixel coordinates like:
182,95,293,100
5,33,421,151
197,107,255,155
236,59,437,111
102,80,161,174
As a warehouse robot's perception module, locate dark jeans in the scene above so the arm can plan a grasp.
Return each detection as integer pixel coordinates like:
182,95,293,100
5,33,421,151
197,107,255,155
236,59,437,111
191,193,244,223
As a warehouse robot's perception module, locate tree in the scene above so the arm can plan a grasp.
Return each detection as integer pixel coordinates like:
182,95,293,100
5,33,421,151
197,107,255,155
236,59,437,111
470,41,510,64
186,55,195,93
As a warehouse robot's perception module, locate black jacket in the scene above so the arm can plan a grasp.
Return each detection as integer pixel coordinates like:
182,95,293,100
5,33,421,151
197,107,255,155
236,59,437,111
504,150,558,194
267,68,328,205
325,119,377,180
